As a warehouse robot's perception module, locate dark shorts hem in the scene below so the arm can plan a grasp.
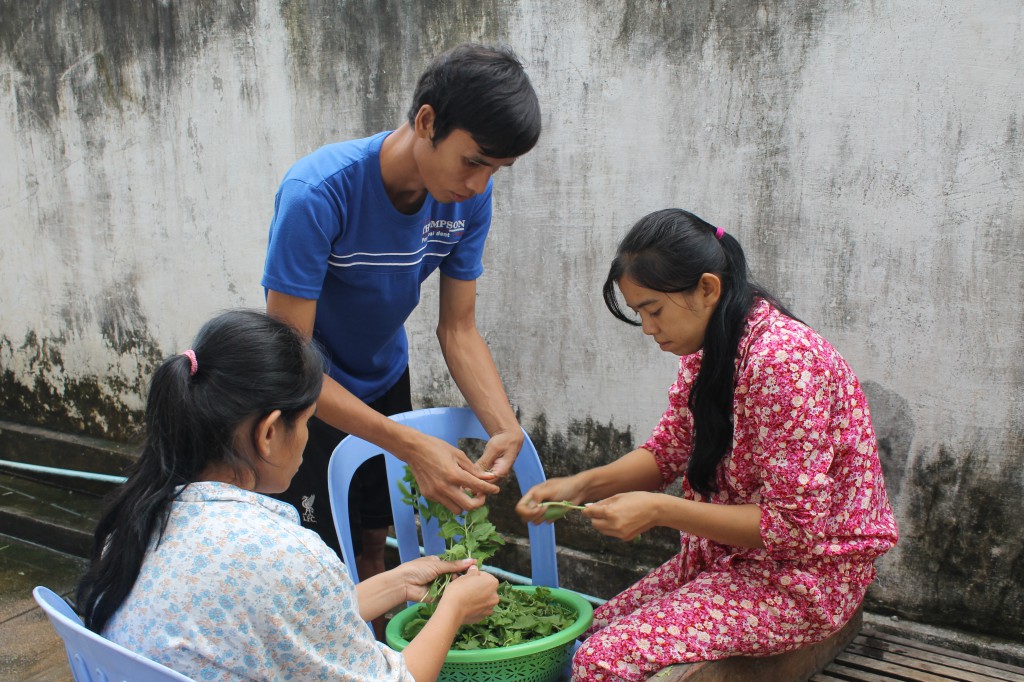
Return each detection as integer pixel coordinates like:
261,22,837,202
268,368,412,557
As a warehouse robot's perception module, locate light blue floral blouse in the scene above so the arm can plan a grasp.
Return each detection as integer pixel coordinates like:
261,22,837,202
104,481,413,681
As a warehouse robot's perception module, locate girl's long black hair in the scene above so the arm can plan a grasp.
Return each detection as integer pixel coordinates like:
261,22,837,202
603,209,796,495
75,310,323,633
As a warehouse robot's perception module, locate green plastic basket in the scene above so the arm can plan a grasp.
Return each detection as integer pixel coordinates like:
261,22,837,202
386,586,594,682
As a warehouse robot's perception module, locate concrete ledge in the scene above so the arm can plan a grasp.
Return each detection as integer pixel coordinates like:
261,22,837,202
0,472,106,558
651,605,863,682
861,611,1024,669
0,507,93,558
0,420,136,495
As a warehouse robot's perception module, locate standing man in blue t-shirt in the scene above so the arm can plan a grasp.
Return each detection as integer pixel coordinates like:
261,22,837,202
261,43,540,633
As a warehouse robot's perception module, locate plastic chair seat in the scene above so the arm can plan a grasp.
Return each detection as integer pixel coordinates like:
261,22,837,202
32,585,194,681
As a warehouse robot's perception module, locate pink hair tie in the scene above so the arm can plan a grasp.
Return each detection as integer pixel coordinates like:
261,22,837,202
181,349,198,377
714,226,725,240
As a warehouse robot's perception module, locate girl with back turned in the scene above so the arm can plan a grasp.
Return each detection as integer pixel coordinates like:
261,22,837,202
77,309,498,682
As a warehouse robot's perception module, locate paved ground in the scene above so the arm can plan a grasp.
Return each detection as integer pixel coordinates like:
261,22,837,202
0,535,83,682
0,470,102,682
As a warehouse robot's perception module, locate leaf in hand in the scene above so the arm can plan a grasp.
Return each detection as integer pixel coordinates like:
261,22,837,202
540,500,585,521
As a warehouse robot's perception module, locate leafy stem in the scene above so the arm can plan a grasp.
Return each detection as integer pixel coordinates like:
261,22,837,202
396,467,577,650
539,500,586,521
397,467,505,601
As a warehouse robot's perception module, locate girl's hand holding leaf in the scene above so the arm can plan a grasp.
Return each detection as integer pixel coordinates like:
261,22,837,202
400,556,478,603
515,476,587,524
399,466,578,650
440,565,500,625
584,491,660,541
398,466,505,603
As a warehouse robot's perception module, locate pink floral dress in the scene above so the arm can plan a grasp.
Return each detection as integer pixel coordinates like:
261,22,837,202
572,301,898,681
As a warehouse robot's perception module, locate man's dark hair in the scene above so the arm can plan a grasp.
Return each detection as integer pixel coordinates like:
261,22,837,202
407,43,541,158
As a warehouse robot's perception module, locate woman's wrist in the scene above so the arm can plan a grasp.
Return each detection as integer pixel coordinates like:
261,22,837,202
575,468,602,502
650,492,677,531
385,566,414,610
401,598,463,682
354,568,408,621
578,460,633,502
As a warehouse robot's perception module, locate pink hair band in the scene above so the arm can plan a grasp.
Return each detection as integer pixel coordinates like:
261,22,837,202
181,349,198,376
714,227,725,240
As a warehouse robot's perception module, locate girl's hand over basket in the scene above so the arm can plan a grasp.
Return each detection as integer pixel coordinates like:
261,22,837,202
400,556,478,603
441,565,499,624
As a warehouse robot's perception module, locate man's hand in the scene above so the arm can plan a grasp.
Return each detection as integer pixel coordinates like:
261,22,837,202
476,429,524,481
407,433,500,514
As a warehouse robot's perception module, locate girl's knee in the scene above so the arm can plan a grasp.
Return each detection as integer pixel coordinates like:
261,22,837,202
571,632,642,682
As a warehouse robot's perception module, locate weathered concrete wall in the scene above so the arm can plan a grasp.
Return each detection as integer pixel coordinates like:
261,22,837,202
1,0,1022,638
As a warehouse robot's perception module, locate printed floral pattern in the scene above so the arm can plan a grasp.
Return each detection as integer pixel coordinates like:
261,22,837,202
572,301,898,681
104,481,414,682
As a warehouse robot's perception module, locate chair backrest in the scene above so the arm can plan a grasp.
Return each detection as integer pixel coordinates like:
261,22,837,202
32,586,194,682
327,406,558,588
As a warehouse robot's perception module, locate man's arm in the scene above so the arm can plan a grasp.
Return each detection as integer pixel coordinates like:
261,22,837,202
266,290,498,512
436,274,524,479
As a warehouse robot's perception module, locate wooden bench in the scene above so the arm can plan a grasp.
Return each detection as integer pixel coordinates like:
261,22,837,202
650,606,863,682
812,626,1024,681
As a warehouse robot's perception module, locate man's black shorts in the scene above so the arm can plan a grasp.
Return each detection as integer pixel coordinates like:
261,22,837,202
270,368,412,557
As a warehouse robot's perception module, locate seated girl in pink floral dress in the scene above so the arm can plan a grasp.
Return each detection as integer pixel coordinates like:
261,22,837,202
517,208,898,681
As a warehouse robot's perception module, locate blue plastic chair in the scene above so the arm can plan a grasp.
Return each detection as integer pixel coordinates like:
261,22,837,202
32,586,194,681
327,406,558,588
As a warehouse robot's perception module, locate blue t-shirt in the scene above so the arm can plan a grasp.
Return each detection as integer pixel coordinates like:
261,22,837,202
262,132,492,402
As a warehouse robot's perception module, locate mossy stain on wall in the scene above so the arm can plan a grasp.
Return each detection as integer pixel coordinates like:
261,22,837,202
0,338,151,442
894,437,1024,639
0,280,164,441
0,0,264,130
278,0,513,140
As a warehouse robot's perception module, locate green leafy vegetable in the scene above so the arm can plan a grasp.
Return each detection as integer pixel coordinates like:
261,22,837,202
397,467,576,649
398,468,505,602
539,500,585,521
402,583,576,649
